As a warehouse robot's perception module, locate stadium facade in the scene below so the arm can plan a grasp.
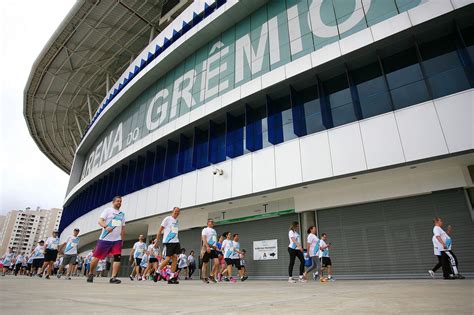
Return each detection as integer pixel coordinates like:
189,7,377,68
25,0,474,278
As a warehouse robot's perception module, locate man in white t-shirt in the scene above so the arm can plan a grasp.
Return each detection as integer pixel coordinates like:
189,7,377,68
432,217,464,280
201,218,220,283
129,234,146,281
87,196,125,284
2,248,15,276
155,207,181,284
58,228,80,279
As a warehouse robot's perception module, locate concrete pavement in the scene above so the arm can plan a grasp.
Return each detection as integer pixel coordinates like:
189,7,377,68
0,276,472,314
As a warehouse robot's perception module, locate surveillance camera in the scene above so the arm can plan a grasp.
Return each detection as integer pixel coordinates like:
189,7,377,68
218,169,224,176
212,169,218,175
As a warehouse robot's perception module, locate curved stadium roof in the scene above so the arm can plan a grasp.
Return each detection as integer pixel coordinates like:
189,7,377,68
24,0,191,173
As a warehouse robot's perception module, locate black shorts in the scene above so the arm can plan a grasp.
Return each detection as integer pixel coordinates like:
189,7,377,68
27,263,32,271
322,257,332,267
44,249,58,262
164,243,181,257
32,259,44,268
44,249,58,261
149,257,158,264
202,250,219,263
134,257,142,265
225,258,242,270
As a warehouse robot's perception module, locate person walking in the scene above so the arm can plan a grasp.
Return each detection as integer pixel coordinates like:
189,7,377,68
129,234,146,281
287,221,306,283
201,218,219,283
187,250,196,279
86,196,126,284
41,231,60,279
155,207,181,284
58,228,80,279
303,226,321,281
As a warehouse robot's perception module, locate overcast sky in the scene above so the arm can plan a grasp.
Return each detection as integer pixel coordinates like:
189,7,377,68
0,0,76,214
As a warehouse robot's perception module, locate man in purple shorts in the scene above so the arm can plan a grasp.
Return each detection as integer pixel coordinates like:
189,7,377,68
87,196,125,284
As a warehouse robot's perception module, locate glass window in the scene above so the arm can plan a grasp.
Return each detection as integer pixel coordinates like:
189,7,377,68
352,62,392,118
419,35,471,98
323,73,356,127
382,47,430,109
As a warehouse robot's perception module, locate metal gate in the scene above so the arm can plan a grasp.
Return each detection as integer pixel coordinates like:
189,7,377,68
316,189,474,277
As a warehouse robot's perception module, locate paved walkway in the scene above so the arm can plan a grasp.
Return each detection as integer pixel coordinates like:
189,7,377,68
0,276,472,314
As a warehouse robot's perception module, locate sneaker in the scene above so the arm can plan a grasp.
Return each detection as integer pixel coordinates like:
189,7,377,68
57,274,61,279
241,276,248,282
230,277,237,283
328,277,335,282
209,275,217,283
223,276,230,282
86,274,94,283
67,277,72,280
109,277,121,284
202,278,209,284
129,275,134,281
37,274,42,278
298,276,306,283
455,274,465,279
288,277,296,283
428,270,435,279
45,275,50,280
167,277,179,284
312,272,318,280
444,276,456,280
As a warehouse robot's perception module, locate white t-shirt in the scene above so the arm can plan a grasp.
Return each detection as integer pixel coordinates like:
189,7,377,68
99,208,125,241
433,226,451,251
288,230,301,249
319,240,329,258
307,234,321,257
140,254,148,268
221,239,233,259
46,237,60,250
64,236,80,255
231,241,240,259
188,255,195,265
133,241,147,258
432,236,441,256
2,253,14,266
148,244,161,259
178,253,188,268
161,216,179,243
202,227,218,247
32,245,45,259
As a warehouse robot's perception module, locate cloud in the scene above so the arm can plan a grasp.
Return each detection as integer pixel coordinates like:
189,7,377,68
0,0,76,214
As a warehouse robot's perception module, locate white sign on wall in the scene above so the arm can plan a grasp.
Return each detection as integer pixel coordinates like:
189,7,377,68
253,239,278,261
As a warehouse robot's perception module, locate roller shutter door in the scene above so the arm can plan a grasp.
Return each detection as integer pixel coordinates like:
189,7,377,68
317,189,474,277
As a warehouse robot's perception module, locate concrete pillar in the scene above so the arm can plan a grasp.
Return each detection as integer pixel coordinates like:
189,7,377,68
300,211,315,247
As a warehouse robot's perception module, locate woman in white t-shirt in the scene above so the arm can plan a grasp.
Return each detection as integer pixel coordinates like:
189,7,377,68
177,248,189,279
303,226,321,281
287,221,306,283
187,250,196,279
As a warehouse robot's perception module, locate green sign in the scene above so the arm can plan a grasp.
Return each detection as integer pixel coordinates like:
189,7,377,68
81,0,423,180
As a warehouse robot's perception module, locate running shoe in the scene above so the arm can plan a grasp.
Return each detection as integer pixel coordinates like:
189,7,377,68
153,273,159,282
288,277,296,283
223,277,230,282
37,274,42,278
298,276,306,283
202,277,209,284
313,272,318,280
209,275,217,283
328,277,335,282
86,274,94,283
45,275,50,280
444,275,456,280
167,277,179,284
230,277,237,283
455,274,465,279
428,270,435,279
57,273,61,279
129,275,134,281
241,276,248,282
109,277,121,284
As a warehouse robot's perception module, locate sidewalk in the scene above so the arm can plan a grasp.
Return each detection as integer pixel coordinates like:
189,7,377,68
0,276,472,314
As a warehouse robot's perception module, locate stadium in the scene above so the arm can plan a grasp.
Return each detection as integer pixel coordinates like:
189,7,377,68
24,0,474,278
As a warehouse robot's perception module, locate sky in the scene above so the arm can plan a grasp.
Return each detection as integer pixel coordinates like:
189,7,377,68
0,0,76,214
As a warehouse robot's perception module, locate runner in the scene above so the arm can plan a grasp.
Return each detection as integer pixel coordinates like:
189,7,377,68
432,217,464,280
201,218,220,284
319,233,333,282
139,252,149,277
216,235,226,281
84,251,93,276
21,255,28,275
129,234,146,281
143,239,160,281
14,252,25,276
303,226,321,281
177,248,189,280
155,207,181,284
58,228,80,279
221,232,235,282
232,234,247,281
2,248,15,276
287,221,306,283
187,250,196,279
239,249,248,280
40,231,60,279
86,196,126,284
31,240,45,277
